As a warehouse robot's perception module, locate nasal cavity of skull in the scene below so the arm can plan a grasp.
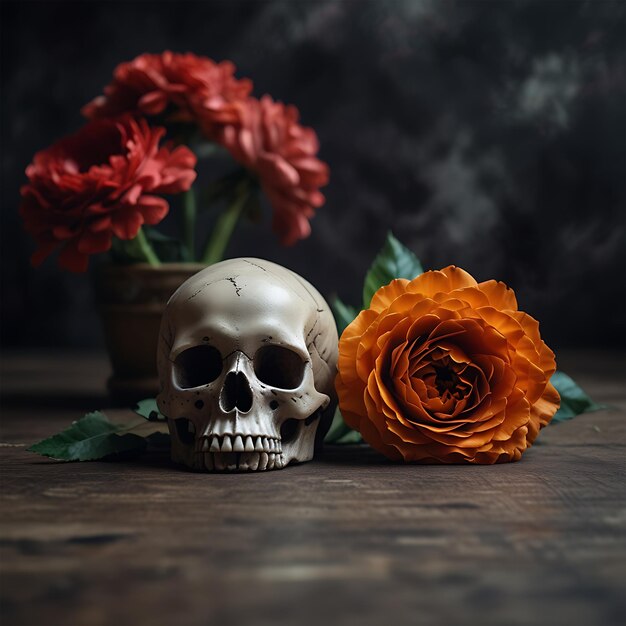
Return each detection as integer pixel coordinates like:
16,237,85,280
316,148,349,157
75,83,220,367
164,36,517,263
220,372,253,413
254,345,305,389
174,345,222,389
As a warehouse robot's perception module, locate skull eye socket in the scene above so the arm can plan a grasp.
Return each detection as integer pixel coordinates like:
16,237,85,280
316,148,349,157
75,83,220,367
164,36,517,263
174,345,222,389
254,345,305,389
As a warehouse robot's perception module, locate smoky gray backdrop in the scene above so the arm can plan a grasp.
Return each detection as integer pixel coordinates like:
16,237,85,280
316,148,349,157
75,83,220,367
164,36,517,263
1,0,625,350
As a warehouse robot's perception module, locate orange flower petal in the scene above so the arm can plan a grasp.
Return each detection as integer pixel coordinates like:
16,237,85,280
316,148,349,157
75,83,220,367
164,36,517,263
369,278,410,312
477,280,519,310
527,382,560,443
407,268,475,298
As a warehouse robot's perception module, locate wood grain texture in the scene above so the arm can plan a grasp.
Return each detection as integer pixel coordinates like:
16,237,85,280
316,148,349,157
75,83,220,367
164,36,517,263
1,350,625,626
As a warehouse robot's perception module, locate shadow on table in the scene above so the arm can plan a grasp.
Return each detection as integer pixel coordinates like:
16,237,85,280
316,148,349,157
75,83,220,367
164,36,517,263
316,444,394,467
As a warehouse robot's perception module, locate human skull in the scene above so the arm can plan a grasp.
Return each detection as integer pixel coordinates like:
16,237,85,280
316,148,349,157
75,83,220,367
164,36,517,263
157,258,338,472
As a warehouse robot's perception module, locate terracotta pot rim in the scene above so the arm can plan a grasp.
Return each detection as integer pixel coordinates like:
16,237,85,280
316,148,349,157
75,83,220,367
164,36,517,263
98,261,208,273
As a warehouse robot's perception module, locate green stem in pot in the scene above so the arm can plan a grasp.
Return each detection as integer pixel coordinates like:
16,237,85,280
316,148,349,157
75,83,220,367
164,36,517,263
201,179,251,265
183,188,197,261
134,227,161,267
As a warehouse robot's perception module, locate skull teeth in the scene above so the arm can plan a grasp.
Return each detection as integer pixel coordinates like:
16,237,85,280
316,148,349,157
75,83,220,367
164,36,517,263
198,451,285,472
258,452,269,471
196,435,281,456
193,434,284,472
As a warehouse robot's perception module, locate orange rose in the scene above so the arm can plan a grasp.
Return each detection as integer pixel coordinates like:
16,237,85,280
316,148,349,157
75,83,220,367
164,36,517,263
336,266,560,464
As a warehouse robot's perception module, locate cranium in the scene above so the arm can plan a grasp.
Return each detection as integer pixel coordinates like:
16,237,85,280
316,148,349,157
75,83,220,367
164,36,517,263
157,258,338,471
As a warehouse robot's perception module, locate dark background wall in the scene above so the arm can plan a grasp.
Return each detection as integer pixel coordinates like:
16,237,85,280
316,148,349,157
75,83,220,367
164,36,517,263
2,0,625,351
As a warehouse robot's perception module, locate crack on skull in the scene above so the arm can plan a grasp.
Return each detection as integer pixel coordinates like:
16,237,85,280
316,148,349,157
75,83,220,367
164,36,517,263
186,281,214,301
307,332,323,353
226,276,242,297
306,316,319,340
243,259,268,272
186,276,241,301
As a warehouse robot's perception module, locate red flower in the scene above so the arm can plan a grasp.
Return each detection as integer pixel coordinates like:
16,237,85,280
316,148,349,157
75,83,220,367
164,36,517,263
82,51,329,246
20,116,197,272
82,51,252,138
218,95,329,245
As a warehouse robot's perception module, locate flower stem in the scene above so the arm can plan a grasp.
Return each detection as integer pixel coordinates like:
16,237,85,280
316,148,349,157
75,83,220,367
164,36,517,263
134,227,161,267
183,188,197,261
201,181,250,265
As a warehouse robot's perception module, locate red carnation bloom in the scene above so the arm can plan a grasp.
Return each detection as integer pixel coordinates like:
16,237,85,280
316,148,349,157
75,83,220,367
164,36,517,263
82,51,252,138
20,116,197,272
217,95,329,245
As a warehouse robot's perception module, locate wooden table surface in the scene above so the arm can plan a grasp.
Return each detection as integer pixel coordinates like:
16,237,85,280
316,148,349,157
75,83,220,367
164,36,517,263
1,350,625,626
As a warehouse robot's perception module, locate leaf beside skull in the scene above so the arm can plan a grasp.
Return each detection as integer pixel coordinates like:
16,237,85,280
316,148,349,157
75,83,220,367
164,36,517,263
28,411,159,461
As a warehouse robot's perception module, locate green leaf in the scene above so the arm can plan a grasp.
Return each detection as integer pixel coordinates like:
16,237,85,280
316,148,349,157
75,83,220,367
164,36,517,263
133,398,166,422
28,412,148,461
324,407,362,444
550,371,605,422
363,232,423,308
330,296,359,336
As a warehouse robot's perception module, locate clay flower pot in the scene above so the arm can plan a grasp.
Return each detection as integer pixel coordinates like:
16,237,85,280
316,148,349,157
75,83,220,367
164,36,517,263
95,263,205,403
